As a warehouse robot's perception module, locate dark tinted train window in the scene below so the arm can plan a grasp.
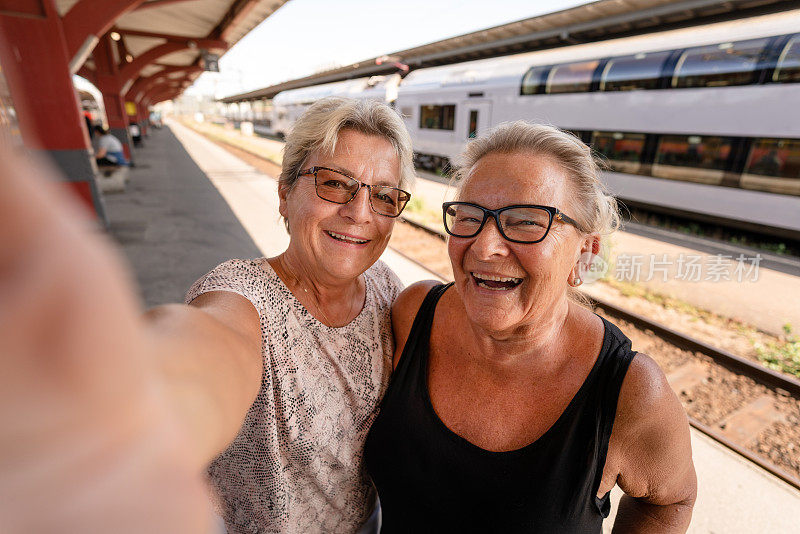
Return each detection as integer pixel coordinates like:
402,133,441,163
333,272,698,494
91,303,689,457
419,104,455,130
468,110,478,138
655,135,732,170
592,131,646,161
546,60,600,94
672,38,769,88
745,138,800,179
774,36,800,83
520,66,548,95
600,51,671,91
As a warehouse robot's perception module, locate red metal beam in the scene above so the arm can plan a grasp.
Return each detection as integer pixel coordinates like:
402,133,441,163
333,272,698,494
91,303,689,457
134,0,195,11
62,0,147,72
146,86,181,106
77,65,98,85
0,0,107,223
117,38,226,90
141,79,183,103
93,32,135,161
126,65,202,102
208,0,260,41
116,28,200,42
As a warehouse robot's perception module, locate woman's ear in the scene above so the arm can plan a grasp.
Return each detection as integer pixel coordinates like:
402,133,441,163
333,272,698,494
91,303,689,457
585,234,601,256
278,182,290,219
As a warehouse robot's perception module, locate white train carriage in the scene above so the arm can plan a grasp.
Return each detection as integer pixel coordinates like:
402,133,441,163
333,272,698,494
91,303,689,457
395,10,800,197
268,74,400,137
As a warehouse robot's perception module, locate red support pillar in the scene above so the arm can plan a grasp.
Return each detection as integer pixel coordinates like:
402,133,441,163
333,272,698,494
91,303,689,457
92,33,135,164
0,0,108,225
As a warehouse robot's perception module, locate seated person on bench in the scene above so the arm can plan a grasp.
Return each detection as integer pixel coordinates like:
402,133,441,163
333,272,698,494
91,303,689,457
93,126,128,167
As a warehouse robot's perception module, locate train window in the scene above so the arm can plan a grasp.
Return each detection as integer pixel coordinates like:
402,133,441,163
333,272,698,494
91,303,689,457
520,66,548,95
468,110,478,139
672,37,769,88
600,51,671,91
546,60,600,94
653,135,733,185
419,104,455,130
774,36,800,83
591,131,646,174
744,138,800,179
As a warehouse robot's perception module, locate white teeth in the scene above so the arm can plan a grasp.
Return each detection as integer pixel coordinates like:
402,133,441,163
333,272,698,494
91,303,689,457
472,273,523,283
327,231,368,244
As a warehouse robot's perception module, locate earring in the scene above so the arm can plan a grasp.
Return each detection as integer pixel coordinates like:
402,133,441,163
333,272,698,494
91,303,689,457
568,272,583,287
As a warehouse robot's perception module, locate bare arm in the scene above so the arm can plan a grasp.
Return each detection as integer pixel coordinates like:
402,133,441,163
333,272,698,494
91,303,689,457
144,291,263,469
390,280,438,369
608,354,697,533
0,144,212,531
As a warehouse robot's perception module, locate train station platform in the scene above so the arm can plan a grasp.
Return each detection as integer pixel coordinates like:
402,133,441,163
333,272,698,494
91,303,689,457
104,119,800,533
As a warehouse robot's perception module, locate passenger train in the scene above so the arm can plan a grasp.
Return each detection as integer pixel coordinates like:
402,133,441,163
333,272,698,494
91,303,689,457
228,11,800,204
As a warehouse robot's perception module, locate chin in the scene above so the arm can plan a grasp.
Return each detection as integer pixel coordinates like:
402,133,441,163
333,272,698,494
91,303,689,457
324,255,375,280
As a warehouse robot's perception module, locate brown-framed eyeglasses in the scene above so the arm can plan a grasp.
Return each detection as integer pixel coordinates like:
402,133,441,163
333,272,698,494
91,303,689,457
298,166,411,218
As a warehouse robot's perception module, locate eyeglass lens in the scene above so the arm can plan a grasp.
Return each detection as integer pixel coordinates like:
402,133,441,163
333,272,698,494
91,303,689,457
313,168,409,217
444,203,552,242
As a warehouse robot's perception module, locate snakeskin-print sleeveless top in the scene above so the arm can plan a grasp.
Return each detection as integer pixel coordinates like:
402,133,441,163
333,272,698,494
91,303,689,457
186,258,402,533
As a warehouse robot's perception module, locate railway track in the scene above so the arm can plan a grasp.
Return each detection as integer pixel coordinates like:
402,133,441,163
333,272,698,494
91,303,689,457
393,215,800,491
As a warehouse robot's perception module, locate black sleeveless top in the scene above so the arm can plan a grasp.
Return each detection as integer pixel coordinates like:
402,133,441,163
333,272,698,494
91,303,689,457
364,283,636,533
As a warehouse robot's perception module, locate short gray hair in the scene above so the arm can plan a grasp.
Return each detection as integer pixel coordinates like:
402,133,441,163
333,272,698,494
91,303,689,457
452,121,620,237
279,97,415,193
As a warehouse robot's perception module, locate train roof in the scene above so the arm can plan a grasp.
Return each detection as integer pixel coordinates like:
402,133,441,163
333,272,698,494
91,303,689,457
398,10,800,92
272,74,399,105
220,0,798,103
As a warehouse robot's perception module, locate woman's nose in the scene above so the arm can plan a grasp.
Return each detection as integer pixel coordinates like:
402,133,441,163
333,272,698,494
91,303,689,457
469,217,509,258
338,185,372,223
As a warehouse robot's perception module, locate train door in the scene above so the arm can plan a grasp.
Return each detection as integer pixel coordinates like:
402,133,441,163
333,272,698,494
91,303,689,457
464,101,492,140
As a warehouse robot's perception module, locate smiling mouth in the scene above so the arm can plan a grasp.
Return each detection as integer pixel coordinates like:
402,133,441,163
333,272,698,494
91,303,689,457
471,272,523,291
326,230,369,244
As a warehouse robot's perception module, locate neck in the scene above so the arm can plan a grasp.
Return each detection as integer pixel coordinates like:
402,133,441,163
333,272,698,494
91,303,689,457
269,251,363,327
466,295,572,374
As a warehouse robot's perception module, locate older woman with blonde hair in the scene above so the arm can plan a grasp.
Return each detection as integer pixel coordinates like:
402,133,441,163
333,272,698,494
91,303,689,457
174,96,415,533
365,122,697,532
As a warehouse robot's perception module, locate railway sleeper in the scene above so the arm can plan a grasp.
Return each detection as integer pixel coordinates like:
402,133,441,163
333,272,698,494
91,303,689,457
666,362,708,395
717,395,786,447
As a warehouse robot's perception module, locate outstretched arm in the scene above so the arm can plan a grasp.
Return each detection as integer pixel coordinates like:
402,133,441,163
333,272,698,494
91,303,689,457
607,354,697,533
0,141,260,530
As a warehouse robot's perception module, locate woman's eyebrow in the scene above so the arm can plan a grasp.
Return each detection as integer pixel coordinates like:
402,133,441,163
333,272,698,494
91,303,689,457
323,164,400,187
322,164,354,177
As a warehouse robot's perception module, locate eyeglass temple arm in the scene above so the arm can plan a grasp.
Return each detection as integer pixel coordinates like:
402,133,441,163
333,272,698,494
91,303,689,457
555,211,586,233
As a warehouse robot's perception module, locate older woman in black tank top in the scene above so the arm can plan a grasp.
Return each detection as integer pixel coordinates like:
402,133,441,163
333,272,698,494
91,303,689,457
365,123,697,533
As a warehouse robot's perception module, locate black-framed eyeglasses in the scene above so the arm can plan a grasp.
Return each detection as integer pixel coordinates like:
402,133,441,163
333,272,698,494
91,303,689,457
442,201,584,244
298,166,411,218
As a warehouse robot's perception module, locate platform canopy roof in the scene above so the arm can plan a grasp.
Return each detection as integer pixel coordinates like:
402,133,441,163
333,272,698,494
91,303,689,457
220,0,796,103
60,0,288,101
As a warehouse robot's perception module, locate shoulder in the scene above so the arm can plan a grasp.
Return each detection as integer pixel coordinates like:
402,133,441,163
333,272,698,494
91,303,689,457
617,353,674,418
365,259,404,300
391,280,442,348
185,258,266,309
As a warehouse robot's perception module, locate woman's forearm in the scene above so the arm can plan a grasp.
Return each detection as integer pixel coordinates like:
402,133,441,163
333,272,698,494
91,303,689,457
612,494,694,533
144,304,263,470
